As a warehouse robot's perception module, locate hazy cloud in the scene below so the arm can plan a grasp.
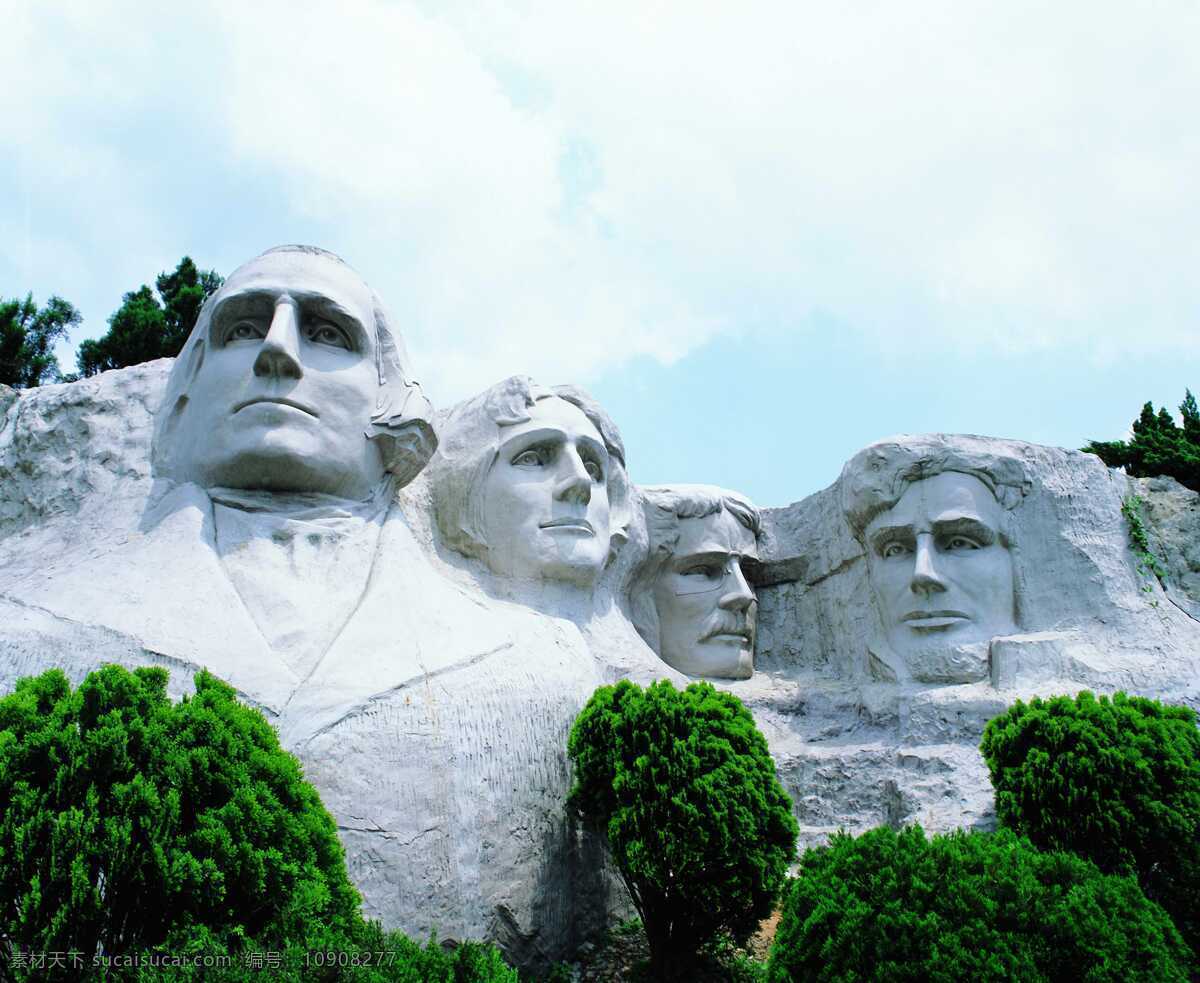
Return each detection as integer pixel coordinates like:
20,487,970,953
4,0,1197,401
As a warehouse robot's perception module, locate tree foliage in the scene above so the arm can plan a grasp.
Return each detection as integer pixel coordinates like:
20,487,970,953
567,680,798,980
0,665,517,982
980,690,1200,960
0,294,81,388
767,825,1191,983
1083,391,1200,491
77,257,221,377
125,925,518,983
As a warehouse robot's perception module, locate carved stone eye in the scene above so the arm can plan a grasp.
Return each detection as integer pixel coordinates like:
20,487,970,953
512,448,547,467
304,321,350,349
945,536,980,551
227,321,263,343
881,541,909,559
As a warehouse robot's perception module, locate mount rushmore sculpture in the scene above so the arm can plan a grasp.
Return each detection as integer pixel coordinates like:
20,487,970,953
2,245,1198,969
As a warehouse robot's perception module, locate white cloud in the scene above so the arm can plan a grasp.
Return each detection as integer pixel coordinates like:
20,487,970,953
3,0,1197,398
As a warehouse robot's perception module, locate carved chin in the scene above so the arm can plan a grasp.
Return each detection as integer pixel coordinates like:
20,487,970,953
886,612,1016,661
484,529,608,586
874,633,993,685
485,547,604,587
665,640,754,680
190,440,373,497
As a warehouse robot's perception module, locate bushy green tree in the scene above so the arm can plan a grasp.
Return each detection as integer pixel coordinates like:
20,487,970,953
1084,391,1200,491
0,665,517,982
980,690,1200,959
155,257,223,353
0,294,80,388
77,257,221,377
767,825,1190,983
567,680,798,980
128,924,518,982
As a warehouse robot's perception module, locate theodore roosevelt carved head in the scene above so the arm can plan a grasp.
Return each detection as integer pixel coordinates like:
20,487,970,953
629,485,761,680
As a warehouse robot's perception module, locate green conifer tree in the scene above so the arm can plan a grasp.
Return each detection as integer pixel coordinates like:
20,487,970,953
568,680,798,980
77,258,221,377
1083,390,1200,491
0,294,80,388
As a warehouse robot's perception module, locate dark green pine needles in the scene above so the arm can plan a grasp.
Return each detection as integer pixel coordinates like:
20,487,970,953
767,825,1191,983
980,690,1200,961
567,679,798,980
0,665,362,966
0,665,521,982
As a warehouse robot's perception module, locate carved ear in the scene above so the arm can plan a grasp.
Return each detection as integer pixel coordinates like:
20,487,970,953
151,339,206,479
382,420,438,487
152,394,189,478
369,380,438,488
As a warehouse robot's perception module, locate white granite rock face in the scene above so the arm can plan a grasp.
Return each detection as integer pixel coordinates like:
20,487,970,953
749,434,1200,848
0,361,165,546
1137,475,1200,622
2,324,1198,968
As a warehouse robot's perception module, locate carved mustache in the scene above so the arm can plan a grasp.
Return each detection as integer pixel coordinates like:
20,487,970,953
699,613,754,644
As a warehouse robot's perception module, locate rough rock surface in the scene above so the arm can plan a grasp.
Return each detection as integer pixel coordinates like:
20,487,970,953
0,360,165,558
2,367,1199,968
748,436,1200,846
1137,475,1200,621
0,362,627,972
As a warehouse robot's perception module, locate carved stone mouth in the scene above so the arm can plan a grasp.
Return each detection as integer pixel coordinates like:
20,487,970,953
903,610,968,621
539,517,594,534
233,396,319,418
702,627,753,643
903,610,969,630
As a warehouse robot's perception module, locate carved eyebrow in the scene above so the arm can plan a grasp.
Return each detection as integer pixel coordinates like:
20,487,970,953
674,549,733,567
868,524,916,553
208,289,369,351
208,291,272,340
932,517,997,545
498,427,609,465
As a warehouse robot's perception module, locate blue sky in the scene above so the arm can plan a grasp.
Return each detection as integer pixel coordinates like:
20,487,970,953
3,1,1197,506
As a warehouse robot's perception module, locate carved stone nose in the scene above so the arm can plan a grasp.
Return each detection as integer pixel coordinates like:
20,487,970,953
719,561,755,610
554,451,593,505
253,302,303,380
910,535,947,595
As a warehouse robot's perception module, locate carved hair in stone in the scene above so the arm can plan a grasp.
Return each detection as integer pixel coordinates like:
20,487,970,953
152,244,436,496
628,484,761,679
427,375,630,587
840,436,1031,683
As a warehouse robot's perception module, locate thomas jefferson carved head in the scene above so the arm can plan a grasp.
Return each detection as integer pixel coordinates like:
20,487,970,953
153,245,435,498
428,376,630,587
629,485,761,680
841,437,1030,683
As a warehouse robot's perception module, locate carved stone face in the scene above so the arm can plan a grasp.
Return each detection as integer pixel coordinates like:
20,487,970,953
651,508,758,679
864,471,1016,675
172,250,385,498
481,396,612,585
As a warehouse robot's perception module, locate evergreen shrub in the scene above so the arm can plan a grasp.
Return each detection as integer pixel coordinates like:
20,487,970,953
0,665,516,982
766,825,1190,983
567,679,797,980
980,690,1200,958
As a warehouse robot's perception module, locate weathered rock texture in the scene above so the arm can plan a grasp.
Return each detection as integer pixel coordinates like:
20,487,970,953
748,435,1200,847
0,361,625,971
1137,475,1200,622
0,361,163,546
2,366,1198,968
